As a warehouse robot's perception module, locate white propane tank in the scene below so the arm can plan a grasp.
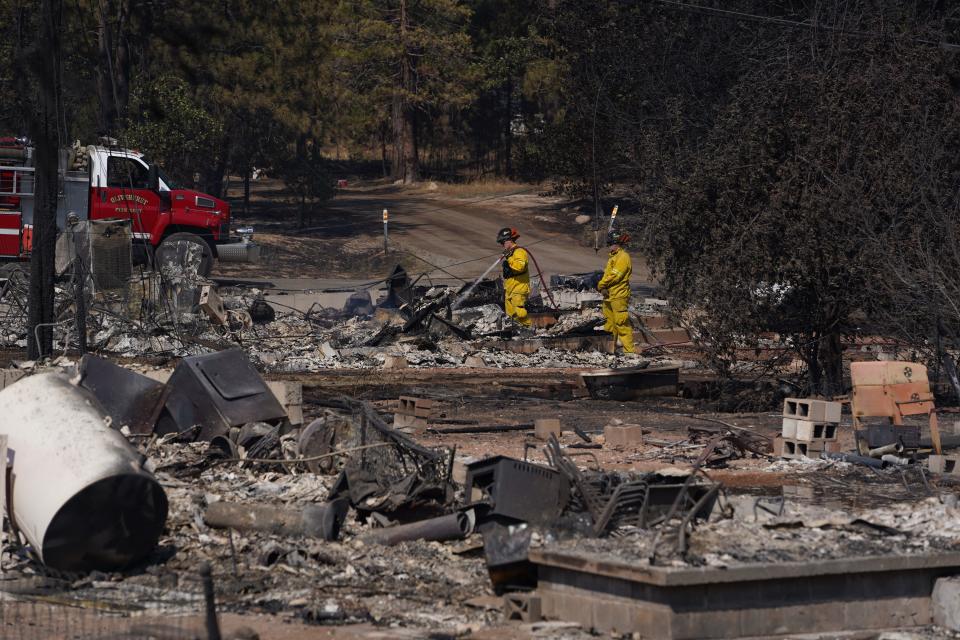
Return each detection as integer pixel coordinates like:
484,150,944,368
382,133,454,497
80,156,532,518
0,373,167,572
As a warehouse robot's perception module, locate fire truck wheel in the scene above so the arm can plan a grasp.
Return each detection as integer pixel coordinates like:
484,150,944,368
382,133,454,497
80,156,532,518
155,232,213,278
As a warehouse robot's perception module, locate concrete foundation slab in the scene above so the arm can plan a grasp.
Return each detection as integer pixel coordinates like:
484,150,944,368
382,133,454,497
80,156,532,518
530,548,960,639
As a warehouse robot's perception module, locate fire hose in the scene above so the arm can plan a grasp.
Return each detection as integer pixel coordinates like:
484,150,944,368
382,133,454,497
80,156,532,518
524,246,559,311
451,246,560,312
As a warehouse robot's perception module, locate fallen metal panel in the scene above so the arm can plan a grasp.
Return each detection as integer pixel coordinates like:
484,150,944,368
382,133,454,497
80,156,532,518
193,349,270,399
79,354,166,434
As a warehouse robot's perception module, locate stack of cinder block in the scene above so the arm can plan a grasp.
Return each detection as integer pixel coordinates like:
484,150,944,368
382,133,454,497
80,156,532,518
781,398,842,459
393,396,435,432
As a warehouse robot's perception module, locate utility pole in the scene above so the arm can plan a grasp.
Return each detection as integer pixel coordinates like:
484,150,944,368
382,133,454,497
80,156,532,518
26,0,62,359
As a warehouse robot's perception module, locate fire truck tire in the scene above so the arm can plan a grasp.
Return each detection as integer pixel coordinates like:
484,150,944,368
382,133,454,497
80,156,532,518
156,233,214,278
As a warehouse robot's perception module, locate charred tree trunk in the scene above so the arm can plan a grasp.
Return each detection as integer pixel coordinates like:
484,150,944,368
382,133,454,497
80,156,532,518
27,0,62,359
243,167,250,215
95,0,131,134
391,94,402,180
114,0,131,121
204,134,230,198
817,331,844,397
96,0,116,134
380,130,389,178
391,0,418,184
399,103,417,183
503,78,513,178
804,337,821,397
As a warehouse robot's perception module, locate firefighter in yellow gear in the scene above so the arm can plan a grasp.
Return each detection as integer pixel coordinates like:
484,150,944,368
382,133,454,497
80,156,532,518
597,230,635,353
497,227,531,327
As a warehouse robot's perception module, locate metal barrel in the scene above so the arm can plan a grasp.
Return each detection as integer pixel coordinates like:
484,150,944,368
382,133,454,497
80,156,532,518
0,373,168,571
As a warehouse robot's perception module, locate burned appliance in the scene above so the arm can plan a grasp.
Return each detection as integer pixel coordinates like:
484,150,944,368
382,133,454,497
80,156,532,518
157,348,287,440
464,456,570,525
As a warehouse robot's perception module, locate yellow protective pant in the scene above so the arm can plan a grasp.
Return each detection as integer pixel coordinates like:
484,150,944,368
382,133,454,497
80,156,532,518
505,292,531,326
602,297,635,353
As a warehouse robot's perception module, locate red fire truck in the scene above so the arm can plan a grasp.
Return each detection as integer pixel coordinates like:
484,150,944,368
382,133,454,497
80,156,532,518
0,137,233,276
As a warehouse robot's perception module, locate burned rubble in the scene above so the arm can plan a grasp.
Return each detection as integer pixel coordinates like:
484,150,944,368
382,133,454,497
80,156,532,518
3,251,960,639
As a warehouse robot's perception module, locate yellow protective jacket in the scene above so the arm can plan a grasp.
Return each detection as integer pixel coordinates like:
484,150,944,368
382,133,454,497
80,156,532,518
503,247,530,295
598,247,632,300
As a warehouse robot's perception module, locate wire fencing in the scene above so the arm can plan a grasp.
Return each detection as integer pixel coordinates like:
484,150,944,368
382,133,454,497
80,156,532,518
0,566,218,640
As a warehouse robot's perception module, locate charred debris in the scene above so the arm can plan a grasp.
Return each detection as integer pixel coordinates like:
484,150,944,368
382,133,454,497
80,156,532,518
5,255,960,637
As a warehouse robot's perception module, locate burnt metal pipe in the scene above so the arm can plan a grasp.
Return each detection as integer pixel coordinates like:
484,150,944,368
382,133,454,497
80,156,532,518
204,499,349,541
821,452,886,469
868,443,904,458
881,454,914,466
361,510,475,546
0,373,168,572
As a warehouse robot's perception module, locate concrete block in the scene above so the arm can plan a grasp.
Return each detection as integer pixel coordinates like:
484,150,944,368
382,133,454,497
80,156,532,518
934,576,960,631
927,454,960,475
393,396,435,432
267,380,304,425
503,592,542,622
795,421,839,442
199,285,227,326
773,435,784,457
781,438,797,458
534,418,562,440
451,460,469,485
604,424,645,447
464,355,486,368
824,440,844,453
393,413,425,431
783,398,842,423
398,396,435,418
383,355,408,369
781,438,825,459
781,418,797,439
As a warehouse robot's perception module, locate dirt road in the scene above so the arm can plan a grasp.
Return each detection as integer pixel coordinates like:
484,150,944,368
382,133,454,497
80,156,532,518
325,184,651,282
219,184,649,284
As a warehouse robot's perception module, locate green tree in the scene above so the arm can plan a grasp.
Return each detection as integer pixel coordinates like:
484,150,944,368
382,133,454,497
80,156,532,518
332,0,476,183
636,2,960,395
122,74,224,187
